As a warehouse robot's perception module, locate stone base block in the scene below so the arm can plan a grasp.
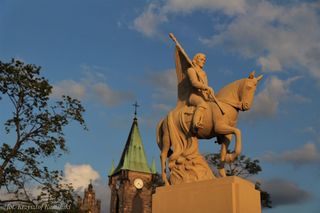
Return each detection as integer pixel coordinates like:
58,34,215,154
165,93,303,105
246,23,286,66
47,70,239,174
152,176,261,213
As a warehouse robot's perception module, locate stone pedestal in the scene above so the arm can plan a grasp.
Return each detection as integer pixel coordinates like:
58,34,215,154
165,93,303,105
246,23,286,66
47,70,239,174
152,176,261,213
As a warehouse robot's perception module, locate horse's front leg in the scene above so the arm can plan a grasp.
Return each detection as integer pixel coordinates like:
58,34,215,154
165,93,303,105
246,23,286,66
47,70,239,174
226,127,241,162
215,124,242,163
217,135,230,177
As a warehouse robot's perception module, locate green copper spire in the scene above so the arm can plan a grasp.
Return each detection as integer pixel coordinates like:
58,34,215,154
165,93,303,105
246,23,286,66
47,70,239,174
111,116,153,175
150,158,157,174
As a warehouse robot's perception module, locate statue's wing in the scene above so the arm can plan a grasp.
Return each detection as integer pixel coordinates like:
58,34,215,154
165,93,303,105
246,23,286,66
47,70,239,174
175,46,192,108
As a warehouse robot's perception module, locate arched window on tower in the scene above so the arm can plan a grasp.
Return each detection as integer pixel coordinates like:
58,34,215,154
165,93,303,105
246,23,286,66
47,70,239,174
132,192,143,213
115,193,120,213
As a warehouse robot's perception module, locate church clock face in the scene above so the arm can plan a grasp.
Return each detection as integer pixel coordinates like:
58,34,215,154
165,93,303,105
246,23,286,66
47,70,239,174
133,178,144,189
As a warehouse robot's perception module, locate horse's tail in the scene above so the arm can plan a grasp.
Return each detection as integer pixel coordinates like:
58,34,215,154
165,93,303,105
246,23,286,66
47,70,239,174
156,117,173,157
156,118,164,149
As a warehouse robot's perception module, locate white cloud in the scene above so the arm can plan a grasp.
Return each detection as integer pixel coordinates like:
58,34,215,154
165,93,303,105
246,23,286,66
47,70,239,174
52,80,86,100
0,185,44,205
92,83,133,107
202,1,320,81
0,163,101,205
52,69,134,107
262,143,320,166
64,163,110,212
263,178,312,207
164,0,247,15
258,55,282,72
63,163,100,191
243,76,306,119
148,69,177,103
83,70,134,107
132,69,177,129
132,3,167,37
132,0,248,37
1,163,105,208
134,1,320,83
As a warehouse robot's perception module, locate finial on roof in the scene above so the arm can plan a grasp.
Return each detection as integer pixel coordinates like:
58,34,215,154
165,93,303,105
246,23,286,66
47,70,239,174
132,101,140,120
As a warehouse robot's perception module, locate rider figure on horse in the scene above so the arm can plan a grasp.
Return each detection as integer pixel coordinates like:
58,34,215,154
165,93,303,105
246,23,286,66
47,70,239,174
187,53,215,132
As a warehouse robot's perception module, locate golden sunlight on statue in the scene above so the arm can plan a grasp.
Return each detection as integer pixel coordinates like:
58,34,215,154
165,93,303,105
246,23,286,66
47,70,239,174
156,33,263,186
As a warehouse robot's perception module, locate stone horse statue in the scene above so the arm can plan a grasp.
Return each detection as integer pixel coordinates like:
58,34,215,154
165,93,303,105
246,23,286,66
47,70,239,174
156,46,262,186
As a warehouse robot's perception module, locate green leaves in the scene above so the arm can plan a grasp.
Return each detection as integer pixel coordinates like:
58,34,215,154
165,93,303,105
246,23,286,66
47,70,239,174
0,59,86,208
205,153,262,178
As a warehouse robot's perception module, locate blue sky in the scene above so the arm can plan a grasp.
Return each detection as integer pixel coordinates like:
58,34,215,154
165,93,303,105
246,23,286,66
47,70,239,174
1,0,320,212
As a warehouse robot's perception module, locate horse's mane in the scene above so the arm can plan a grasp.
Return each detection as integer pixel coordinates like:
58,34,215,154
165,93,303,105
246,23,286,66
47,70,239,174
216,78,245,103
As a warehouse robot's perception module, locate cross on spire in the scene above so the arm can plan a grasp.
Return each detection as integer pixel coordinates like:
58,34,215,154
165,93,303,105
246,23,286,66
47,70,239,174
132,101,140,119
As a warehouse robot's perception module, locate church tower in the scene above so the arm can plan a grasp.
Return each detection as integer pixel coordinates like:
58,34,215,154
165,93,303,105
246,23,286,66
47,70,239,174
77,182,101,213
108,103,156,213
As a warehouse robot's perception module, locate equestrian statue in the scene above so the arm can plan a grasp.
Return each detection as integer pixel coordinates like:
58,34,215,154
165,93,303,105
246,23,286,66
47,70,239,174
156,33,263,186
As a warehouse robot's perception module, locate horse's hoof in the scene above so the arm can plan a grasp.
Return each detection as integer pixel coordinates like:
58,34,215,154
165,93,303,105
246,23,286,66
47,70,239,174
219,169,226,177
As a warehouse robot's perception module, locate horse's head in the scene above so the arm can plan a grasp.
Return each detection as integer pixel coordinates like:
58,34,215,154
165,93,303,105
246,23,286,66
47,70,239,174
239,71,263,111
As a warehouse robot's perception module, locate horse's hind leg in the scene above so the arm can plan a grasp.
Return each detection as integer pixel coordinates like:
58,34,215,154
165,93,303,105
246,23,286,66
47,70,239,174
160,122,170,186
